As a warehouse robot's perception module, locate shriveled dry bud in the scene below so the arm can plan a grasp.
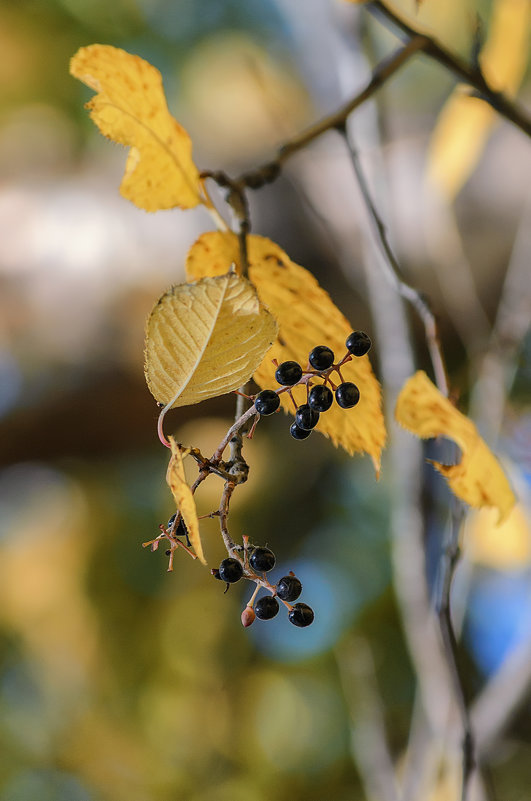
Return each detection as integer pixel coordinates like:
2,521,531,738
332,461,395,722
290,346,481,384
241,606,256,628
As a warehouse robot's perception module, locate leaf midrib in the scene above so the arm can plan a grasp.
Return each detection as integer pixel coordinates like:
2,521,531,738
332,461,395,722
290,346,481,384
165,275,231,409
98,100,200,202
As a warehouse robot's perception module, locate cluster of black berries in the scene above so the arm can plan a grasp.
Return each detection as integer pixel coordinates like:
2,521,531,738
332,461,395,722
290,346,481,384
214,546,314,627
254,331,371,441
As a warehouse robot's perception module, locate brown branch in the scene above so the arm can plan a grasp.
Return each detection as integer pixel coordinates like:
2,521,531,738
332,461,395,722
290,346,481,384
235,14,530,191
369,0,531,138
341,128,449,396
200,170,251,276
435,503,475,801
343,125,475,795
237,37,427,187
218,480,238,554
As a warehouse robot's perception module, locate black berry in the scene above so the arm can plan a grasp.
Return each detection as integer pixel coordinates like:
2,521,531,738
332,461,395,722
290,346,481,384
250,547,276,572
167,513,190,545
308,384,333,412
255,390,280,416
346,331,371,357
295,404,320,430
288,603,314,627
218,557,243,583
309,345,334,371
290,422,312,440
276,575,302,602
255,596,279,620
335,382,360,409
275,360,303,386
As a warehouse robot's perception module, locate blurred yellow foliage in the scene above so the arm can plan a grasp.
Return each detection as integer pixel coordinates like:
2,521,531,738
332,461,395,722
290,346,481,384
180,32,312,161
395,371,515,521
346,0,471,51
466,503,531,569
186,231,386,472
70,44,202,210
166,437,205,564
426,0,530,199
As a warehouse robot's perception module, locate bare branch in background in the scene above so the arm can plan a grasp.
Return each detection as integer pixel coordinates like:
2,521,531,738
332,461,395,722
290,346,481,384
368,0,531,138
470,201,531,441
232,1,530,196
236,37,432,189
336,637,399,801
436,503,475,801
467,201,531,752
341,128,449,396
422,195,492,359
473,633,531,755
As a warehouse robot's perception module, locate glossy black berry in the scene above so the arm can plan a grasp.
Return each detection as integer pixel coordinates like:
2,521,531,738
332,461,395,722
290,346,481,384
288,603,314,627
275,360,303,386
276,575,302,602
255,389,280,416
346,331,371,357
167,513,190,545
290,422,312,440
255,595,279,620
218,557,243,583
335,382,360,409
295,403,320,430
309,345,334,371
250,547,276,572
308,384,333,412
167,512,178,530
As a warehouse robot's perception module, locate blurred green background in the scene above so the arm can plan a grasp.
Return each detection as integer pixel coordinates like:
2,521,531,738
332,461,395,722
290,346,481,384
0,1,530,800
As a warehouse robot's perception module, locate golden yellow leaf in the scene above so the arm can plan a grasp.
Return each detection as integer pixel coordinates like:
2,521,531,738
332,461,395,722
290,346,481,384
144,272,277,408
395,371,516,522
481,0,530,91
166,437,205,564
466,504,531,569
426,0,530,199
186,232,386,473
185,230,241,280
70,44,201,211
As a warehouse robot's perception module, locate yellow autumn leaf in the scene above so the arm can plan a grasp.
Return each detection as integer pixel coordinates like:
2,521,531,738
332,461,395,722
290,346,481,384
395,371,515,522
186,232,386,473
144,272,277,409
166,437,205,564
426,0,530,199
466,504,531,570
70,44,202,211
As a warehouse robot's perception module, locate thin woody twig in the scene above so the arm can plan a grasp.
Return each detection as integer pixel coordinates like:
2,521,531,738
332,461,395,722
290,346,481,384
237,37,427,188
368,0,531,138
341,128,449,396
218,480,238,554
336,636,400,801
200,170,251,276
234,16,530,192
337,33,471,799
435,502,475,801
212,404,258,462
343,119,475,801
